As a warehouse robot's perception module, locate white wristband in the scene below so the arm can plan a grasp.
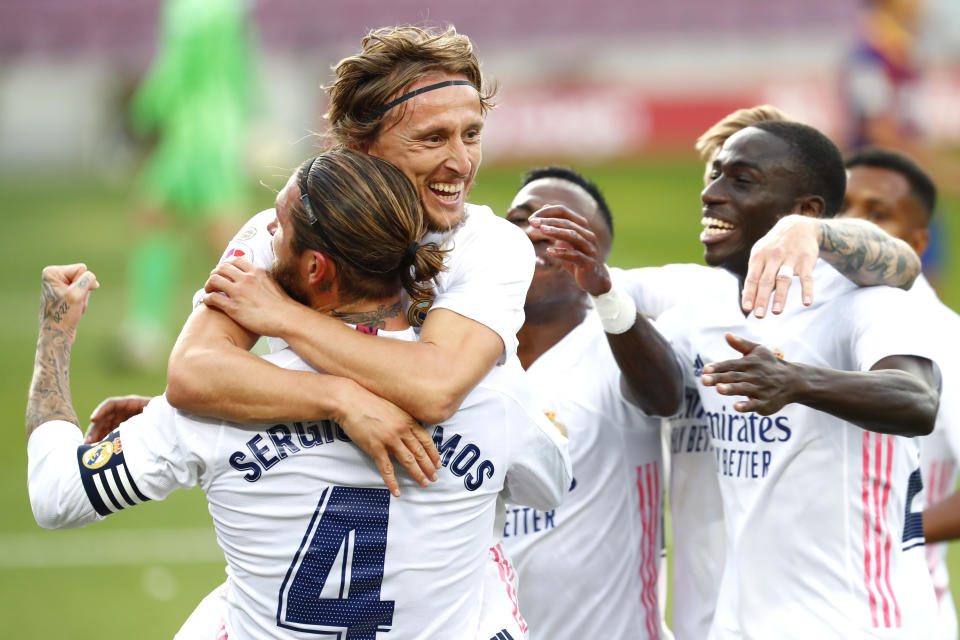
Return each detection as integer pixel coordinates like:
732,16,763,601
590,284,637,334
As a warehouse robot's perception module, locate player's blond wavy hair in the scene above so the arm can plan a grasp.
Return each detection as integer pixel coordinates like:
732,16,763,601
290,149,447,304
695,105,796,160
325,25,496,149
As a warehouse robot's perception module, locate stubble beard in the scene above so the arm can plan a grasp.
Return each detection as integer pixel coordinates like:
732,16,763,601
270,256,311,307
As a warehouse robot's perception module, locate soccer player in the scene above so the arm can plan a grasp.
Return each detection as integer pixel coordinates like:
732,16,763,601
500,166,680,639
27,150,571,640
643,121,941,638
162,25,534,497
695,105,921,318
838,147,960,640
604,105,928,640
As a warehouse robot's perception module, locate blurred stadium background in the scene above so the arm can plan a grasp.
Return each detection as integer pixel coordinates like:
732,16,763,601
1,1,958,637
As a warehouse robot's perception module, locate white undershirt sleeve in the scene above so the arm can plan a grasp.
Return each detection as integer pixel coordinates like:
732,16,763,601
27,420,102,530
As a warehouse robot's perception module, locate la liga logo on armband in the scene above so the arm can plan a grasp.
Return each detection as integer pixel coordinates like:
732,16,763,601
82,441,117,470
772,348,785,360
406,294,435,328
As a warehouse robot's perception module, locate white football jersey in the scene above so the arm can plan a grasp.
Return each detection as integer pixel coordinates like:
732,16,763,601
911,275,960,640
616,264,730,640
502,312,665,639
27,337,571,640
208,203,534,363
661,260,940,639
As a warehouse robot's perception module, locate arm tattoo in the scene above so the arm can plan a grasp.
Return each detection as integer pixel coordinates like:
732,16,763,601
331,301,402,330
818,219,920,289
26,282,79,437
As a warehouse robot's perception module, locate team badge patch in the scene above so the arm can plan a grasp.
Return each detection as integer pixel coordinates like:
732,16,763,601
77,431,151,517
543,410,567,437
406,294,435,328
772,348,785,360
82,441,114,469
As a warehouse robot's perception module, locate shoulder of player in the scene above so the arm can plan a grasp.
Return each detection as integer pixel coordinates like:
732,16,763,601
457,203,528,246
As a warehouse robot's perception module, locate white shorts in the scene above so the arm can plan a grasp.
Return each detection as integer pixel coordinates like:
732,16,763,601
175,581,228,640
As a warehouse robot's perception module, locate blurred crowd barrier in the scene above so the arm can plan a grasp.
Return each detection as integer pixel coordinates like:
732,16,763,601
1,0,958,170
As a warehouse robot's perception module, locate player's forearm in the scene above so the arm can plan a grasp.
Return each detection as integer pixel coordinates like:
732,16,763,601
166,341,358,424
922,490,960,544
280,306,498,424
788,363,937,436
607,313,683,416
27,323,80,439
817,218,920,290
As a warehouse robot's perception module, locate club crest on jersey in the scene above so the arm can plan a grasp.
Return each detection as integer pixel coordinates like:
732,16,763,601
543,410,567,437
407,293,435,328
82,441,115,469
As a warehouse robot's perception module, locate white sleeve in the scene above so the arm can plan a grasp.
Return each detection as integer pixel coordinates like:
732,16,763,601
192,209,278,309
502,404,572,512
615,264,713,320
27,421,101,530
429,211,534,364
848,287,940,372
27,398,210,530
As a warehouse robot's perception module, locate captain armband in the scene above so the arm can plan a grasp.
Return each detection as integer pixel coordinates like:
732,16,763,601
590,284,637,335
77,431,151,516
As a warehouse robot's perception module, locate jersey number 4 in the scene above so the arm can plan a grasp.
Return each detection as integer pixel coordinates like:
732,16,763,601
278,486,395,638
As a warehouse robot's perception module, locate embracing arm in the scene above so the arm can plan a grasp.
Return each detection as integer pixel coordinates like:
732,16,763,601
272,303,503,424
703,334,938,437
166,305,361,423
166,305,439,495
817,218,920,289
199,257,504,425
741,215,920,317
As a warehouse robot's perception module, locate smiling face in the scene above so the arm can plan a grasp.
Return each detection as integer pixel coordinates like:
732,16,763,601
365,73,483,232
506,177,611,316
838,165,929,255
700,127,804,276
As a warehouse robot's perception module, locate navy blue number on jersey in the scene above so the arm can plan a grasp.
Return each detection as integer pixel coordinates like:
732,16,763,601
901,467,925,551
277,486,395,638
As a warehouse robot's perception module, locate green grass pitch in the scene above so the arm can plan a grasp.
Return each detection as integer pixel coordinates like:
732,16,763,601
1,156,957,637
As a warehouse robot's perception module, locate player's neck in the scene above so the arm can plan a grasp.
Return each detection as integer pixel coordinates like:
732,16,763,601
518,299,588,370
324,295,409,332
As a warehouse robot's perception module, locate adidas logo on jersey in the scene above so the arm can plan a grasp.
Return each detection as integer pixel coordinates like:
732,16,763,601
693,354,704,378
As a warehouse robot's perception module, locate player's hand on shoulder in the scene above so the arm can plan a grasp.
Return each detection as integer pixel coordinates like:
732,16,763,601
84,395,151,443
335,381,441,497
742,214,818,318
202,256,298,337
701,333,798,415
529,205,611,296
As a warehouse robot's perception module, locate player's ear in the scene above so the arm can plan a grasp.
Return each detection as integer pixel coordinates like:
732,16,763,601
305,251,336,287
793,195,825,219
